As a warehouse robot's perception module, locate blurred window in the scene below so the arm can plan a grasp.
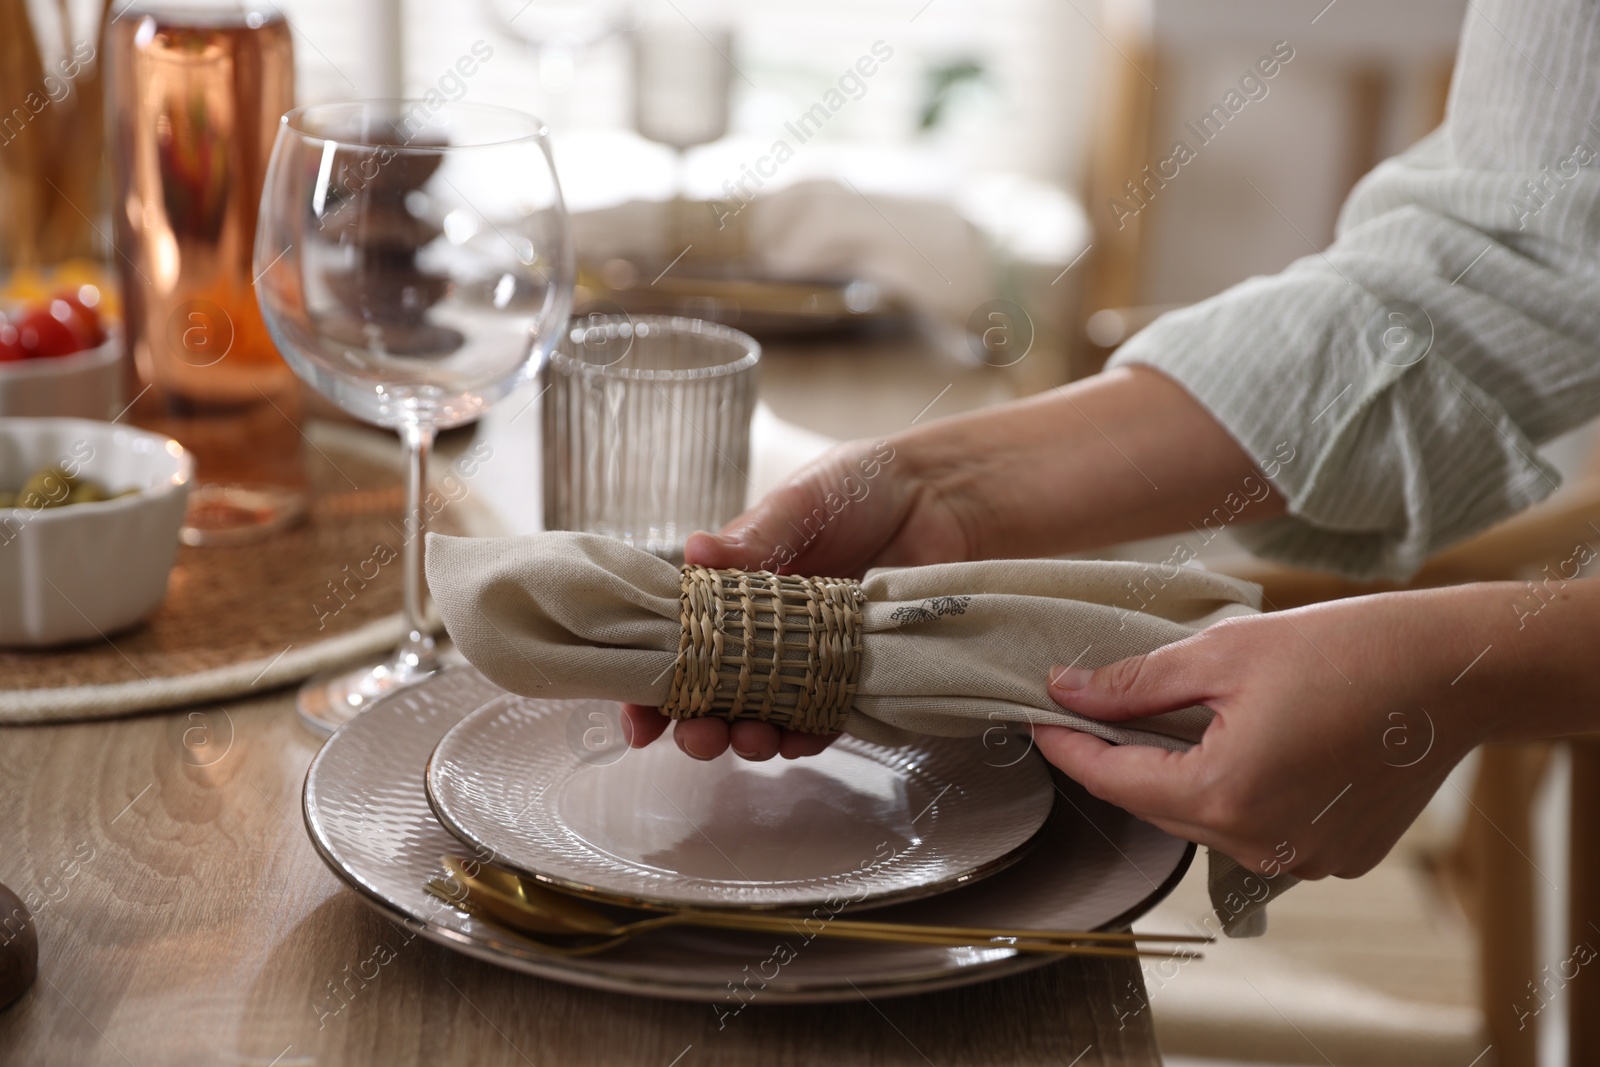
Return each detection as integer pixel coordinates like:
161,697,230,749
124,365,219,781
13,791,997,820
273,0,1089,183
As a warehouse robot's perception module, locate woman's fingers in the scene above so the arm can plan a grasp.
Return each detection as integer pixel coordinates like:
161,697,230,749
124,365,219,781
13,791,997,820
685,441,917,579
1035,727,1284,868
684,528,759,570
778,731,839,759
1047,634,1221,723
624,703,832,762
728,720,782,761
622,703,669,748
672,717,732,760
1034,725,1200,826
684,486,819,575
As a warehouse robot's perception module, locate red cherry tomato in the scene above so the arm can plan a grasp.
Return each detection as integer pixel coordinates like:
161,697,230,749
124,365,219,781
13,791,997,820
53,288,107,343
47,295,103,349
0,323,23,362
17,308,82,358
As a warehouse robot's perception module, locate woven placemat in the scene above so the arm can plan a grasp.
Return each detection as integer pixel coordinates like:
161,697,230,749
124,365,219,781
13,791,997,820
0,425,473,723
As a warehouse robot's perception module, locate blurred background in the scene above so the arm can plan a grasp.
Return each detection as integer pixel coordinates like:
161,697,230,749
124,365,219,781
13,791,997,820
15,1,1591,1065
1,0,1470,388
270,0,1465,383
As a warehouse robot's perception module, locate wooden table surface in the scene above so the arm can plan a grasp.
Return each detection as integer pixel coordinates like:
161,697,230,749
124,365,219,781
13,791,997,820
0,686,1163,1066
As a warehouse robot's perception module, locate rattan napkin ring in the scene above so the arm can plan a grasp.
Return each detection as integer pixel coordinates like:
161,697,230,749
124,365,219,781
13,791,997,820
661,565,865,734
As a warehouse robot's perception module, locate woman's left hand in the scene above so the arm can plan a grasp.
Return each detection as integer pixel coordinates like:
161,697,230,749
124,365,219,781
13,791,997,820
1035,590,1493,880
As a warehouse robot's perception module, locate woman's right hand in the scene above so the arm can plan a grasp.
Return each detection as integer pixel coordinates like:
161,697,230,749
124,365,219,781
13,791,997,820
688,436,981,579
625,366,1286,762
624,434,982,761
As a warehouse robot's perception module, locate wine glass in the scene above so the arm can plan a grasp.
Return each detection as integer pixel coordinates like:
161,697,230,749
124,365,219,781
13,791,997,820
631,20,735,189
631,19,735,253
479,0,631,117
254,101,574,736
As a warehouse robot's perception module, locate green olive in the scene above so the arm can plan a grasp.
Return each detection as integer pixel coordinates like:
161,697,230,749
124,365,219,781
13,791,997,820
18,466,77,509
66,482,107,505
6,466,125,509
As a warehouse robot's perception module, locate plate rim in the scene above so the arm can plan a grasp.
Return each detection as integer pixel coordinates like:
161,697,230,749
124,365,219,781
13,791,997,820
422,691,1059,913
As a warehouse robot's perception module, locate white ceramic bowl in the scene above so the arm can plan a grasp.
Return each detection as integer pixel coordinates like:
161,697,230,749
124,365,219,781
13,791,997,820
0,418,192,647
0,336,122,419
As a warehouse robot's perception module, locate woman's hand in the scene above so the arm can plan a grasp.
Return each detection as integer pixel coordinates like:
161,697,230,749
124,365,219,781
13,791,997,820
1036,589,1498,880
625,366,1291,763
624,435,982,762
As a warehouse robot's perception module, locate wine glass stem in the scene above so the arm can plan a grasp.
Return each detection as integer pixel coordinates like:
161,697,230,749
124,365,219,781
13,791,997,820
398,420,439,678
670,148,691,249
673,147,688,200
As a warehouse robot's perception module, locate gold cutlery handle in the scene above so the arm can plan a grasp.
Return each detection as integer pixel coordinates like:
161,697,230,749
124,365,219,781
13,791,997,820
672,912,1196,959
438,858,1207,961
676,909,1209,946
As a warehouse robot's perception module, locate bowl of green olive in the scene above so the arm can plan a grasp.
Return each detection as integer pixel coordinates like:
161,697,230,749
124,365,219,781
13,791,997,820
0,418,192,646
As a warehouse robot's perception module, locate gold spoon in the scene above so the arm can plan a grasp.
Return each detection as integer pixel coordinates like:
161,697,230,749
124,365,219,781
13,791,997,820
429,856,1206,960
424,879,643,957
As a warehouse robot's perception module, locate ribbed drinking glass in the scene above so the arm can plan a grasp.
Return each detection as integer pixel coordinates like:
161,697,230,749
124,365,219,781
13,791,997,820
542,315,758,561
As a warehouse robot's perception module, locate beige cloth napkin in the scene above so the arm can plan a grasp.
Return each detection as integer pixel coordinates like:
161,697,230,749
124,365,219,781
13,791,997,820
426,530,1294,936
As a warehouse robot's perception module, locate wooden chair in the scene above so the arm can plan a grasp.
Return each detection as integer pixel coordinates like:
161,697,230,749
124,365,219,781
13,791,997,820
1080,0,1463,373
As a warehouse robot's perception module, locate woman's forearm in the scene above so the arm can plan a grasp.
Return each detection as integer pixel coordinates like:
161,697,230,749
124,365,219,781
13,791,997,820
896,366,1288,560
1439,577,1600,744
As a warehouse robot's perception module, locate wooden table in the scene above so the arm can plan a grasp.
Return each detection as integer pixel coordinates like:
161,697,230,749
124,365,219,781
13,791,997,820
0,327,1161,1064
0,691,1162,1066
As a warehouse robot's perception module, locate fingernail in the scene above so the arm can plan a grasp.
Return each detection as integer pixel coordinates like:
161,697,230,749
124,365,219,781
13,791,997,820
1049,666,1092,692
687,530,744,567
679,735,716,761
732,745,758,759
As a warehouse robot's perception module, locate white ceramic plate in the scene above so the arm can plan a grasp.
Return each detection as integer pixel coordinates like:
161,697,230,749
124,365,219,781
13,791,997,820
302,666,1194,1003
424,691,1056,910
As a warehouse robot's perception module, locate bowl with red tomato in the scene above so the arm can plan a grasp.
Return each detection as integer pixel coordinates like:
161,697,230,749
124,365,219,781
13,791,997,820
0,286,121,419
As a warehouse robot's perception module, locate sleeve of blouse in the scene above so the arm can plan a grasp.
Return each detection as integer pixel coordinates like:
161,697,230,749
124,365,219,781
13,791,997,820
1108,0,1600,580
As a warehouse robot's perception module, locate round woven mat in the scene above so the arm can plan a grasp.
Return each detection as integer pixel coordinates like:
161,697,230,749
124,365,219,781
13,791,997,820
0,426,472,723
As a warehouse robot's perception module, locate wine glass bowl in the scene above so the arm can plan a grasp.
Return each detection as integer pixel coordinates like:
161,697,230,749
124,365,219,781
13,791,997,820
254,101,573,736
257,102,571,430
478,0,631,99
631,22,734,156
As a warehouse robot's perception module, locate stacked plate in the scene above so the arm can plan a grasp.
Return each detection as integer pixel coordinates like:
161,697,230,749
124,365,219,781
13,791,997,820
302,665,1193,1003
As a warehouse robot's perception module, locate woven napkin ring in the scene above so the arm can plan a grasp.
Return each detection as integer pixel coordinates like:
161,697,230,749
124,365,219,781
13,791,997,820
661,565,866,734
